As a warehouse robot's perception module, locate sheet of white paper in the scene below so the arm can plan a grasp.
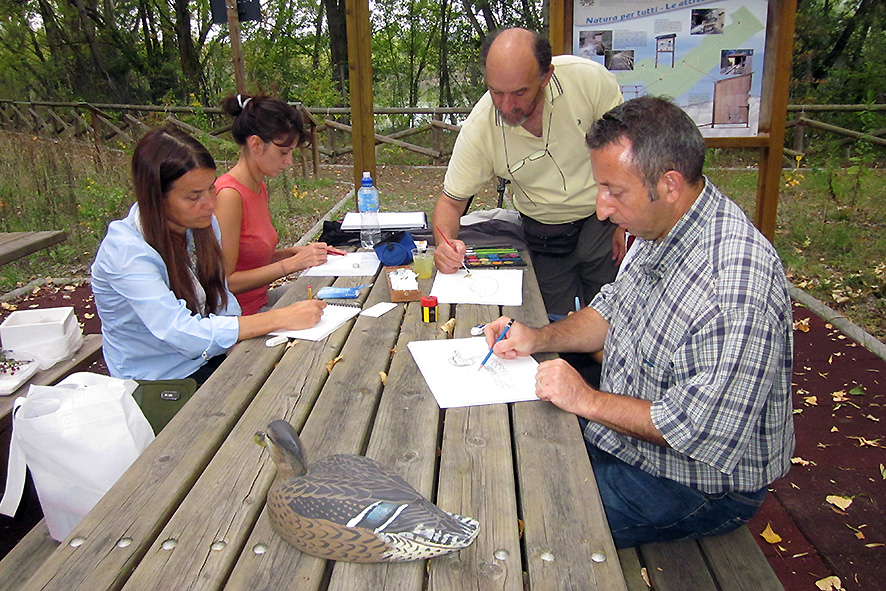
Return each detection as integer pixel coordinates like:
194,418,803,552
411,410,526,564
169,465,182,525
302,252,380,277
270,305,360,341
360,302,398,317
341,211,427,231
430,269,523,306
407,337,539,408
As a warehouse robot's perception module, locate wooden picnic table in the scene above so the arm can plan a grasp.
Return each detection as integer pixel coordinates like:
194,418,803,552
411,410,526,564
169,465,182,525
13,255,627,591
0,232,68,267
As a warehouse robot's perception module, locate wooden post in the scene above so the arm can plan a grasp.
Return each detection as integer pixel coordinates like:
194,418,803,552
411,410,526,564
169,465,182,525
793,117,805,155
754,0,797,241
326,122,338,164
345,0,376,193
432,111,442,165
90,109,103,168
549,0,565,54
225,2,247,94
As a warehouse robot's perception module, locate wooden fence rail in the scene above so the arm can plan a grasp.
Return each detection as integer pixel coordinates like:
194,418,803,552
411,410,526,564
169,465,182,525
1,99,883,169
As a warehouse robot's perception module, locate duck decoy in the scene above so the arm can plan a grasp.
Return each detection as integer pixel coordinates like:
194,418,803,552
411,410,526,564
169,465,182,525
256,419,480,563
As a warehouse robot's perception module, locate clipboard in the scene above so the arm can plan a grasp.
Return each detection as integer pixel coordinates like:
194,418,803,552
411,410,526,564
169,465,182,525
385,265,422,302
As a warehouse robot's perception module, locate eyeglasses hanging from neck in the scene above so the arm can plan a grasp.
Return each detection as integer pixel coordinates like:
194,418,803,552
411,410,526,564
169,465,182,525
502,105,568,206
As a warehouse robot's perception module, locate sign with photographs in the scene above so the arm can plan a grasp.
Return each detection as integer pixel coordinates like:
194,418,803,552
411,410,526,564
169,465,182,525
573,0,769,137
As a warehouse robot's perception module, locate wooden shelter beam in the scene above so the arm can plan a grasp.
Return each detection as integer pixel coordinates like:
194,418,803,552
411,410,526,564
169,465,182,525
345,0,376,192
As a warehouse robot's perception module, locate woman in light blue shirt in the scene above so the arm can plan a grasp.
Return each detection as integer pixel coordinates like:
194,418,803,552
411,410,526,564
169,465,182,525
92,126,325,382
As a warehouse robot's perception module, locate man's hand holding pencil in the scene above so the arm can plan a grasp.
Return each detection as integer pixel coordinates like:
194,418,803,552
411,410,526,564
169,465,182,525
482,316,536,361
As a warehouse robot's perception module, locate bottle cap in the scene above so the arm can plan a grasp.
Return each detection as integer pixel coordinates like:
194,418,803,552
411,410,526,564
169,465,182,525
361,171,373,186
420,296,438,307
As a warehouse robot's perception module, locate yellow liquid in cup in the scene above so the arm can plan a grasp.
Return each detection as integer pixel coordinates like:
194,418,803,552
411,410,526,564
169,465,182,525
413,253,434,279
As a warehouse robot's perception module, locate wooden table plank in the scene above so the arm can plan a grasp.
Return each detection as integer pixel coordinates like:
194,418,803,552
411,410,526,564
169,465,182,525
505,260,627,591
120,283,360,591
224,278,407,590
327,286,452,591
18,335,288,591
429,304,524,591
0,231,67,266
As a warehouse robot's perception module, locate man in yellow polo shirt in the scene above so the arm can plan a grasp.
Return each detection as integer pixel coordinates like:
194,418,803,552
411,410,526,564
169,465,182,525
433,28,626,317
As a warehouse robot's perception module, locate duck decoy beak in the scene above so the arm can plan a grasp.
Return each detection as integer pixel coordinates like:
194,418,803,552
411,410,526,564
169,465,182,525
254,431,268,447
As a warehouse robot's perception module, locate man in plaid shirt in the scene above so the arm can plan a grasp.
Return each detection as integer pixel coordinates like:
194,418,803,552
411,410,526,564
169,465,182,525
483,96,795,548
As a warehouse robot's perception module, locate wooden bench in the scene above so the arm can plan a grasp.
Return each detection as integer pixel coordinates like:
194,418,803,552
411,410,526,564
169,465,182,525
618,526,783,591
0,520,57,591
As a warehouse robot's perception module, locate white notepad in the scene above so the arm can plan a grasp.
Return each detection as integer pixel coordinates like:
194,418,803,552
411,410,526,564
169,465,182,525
341,211,428,231
270,304,360,341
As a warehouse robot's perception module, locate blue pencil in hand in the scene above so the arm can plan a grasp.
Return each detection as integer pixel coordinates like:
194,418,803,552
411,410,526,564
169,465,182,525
478,318,515,371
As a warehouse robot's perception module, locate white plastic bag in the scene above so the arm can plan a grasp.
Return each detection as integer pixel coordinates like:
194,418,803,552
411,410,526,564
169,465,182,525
0,372,155,541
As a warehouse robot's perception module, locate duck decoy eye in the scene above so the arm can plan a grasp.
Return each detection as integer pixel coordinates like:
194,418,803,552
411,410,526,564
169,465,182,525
346,501,407,532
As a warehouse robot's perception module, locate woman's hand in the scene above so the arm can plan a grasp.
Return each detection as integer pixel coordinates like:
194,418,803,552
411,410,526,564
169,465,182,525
279,243,330,275
275,299,326,330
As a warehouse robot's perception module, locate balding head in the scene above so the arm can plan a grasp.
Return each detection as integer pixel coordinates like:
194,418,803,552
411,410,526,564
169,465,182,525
481,28,552,77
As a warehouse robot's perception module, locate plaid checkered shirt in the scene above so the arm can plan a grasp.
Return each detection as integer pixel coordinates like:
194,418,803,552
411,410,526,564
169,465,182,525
588,178,795,493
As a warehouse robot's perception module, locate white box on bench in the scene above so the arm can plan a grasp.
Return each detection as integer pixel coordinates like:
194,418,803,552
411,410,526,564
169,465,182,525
1,307,83,369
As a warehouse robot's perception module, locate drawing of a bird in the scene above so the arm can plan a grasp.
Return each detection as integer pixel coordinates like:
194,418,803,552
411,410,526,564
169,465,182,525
255,419,480,563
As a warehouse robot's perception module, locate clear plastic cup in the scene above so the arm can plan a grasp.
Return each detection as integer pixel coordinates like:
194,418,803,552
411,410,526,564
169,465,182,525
412,247,435,279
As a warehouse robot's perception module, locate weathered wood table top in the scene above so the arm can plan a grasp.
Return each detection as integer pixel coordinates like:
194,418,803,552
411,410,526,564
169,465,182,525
0,232,67,267
17,257,626,591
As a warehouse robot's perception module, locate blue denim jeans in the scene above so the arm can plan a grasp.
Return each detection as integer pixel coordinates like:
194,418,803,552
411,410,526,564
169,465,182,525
578,418,767,548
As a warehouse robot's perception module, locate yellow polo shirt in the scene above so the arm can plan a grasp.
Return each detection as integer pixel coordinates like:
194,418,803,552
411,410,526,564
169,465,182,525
443,55,623,224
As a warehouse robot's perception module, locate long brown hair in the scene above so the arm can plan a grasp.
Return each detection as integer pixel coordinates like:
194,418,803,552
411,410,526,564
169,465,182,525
132,126,228,315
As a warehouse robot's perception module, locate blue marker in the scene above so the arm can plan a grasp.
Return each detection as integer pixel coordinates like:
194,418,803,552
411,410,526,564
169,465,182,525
478,318,515,371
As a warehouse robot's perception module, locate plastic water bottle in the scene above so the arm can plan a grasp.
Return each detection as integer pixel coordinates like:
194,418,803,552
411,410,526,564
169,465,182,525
357,171,381,248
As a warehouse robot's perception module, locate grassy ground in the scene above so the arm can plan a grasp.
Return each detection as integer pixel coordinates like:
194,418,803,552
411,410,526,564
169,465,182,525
1,131,884,343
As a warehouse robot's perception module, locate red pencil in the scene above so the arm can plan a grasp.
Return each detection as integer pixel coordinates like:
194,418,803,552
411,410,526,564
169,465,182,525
326,246,347,256
434,226,471,276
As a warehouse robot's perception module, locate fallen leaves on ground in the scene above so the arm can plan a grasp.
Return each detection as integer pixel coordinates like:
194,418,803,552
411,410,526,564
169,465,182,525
793,317,811,332
826,495,853,511
760,523,782,544
847,436,885,448
791,456,815,466
815,575,845,591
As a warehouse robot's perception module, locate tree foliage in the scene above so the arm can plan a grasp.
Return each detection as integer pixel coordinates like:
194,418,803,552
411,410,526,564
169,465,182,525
793,0,886,105
0,0,882,112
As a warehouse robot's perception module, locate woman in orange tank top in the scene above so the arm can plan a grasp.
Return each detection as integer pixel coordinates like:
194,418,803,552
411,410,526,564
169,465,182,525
215,94,343,315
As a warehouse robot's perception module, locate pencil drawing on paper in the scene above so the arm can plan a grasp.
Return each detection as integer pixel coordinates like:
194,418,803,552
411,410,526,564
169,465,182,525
447,350,514,390
456,275,499,298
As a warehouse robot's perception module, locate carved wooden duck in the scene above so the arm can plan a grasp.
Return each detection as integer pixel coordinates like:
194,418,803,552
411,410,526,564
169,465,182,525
256,420,480,563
